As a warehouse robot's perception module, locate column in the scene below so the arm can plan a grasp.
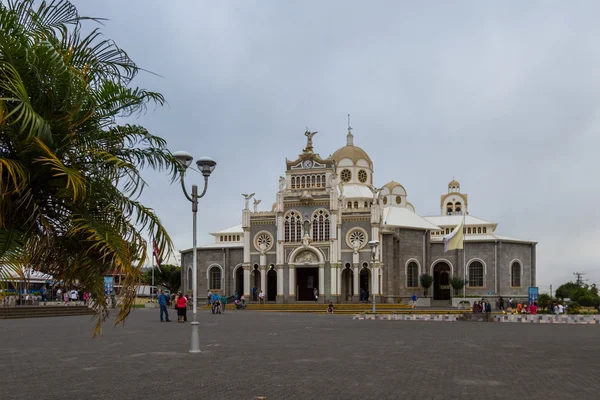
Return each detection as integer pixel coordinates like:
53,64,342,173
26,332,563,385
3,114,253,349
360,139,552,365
276,265,284,302
373,265,380,295
260,266,266,298
243,265,250,297
288,265,296,299
318,263,325,301
353,264,359,301
330,264,338,297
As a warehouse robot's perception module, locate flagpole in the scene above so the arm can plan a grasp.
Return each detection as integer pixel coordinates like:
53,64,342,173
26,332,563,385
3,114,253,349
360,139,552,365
151,239,155,303
463,214,466,300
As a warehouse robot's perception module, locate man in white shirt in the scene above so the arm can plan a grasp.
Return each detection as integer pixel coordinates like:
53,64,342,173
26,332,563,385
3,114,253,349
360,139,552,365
70,289,78,302
56,288,62,303
558,304,564,314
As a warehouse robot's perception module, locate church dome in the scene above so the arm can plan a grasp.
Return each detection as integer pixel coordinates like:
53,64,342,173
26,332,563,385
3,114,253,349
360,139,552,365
448,179,460,187
383,180,405,192
330,132,373,168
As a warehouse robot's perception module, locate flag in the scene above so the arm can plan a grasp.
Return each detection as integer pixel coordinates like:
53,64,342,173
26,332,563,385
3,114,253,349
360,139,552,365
152,240,162,272
443,217,465,252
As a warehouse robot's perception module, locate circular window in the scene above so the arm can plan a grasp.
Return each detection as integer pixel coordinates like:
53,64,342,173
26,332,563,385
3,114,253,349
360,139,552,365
383,196,388,205
396,196,401,204
254,231,274,252
358,169,367,183
340,169,352,182
346,228,368,250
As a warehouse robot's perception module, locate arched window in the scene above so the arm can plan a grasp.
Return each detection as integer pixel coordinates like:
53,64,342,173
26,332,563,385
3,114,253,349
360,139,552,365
284,211,302,242
467,228,471,234
446,202,453,215
364,202,368,208
347,201,352,209
483,227,487,234
353,201,359,209
291,177,296,189
406,262,419,288
316,175,321,187
311,175,316,187
446,228,450,235
477,227,482,234
312,210,330,242
511,262,521,287
209,266,222,290
455,202,461,213
468,261,484,287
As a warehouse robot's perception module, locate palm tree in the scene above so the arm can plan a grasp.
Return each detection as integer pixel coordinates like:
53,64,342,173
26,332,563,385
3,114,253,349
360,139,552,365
0,0,177,334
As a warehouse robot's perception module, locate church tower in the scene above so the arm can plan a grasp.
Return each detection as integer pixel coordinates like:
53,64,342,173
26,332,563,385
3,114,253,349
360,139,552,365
440,179,468,215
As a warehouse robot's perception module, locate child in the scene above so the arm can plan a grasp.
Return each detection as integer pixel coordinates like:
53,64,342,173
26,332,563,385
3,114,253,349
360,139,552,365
327,302,334,313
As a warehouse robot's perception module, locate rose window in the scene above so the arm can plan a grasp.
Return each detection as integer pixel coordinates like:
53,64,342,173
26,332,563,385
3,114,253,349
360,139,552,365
254,232,273,252
340,169,352,182
358,169,367,183
347,229,367,249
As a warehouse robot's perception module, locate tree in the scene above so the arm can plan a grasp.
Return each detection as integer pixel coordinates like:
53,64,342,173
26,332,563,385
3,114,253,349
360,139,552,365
537,293,551,311
0,0,177,334
420,274,433,297
450,276,465,297
555,282,580,300
143,265,181,294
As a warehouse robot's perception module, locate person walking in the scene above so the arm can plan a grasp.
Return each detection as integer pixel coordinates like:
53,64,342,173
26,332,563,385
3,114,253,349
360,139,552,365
313,288,319,303
220,293,227,313
56,287,62,304
40,285,47,302
176,293,187,323
158,289,171,322
259,290,265,304
411,293,418,308
207,290,212,306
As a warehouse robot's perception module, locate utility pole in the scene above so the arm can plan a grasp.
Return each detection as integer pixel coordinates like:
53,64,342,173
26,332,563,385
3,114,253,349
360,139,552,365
573,271,586,286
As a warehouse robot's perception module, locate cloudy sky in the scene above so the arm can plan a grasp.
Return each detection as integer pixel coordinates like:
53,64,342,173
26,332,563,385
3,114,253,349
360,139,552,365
73,0,599,291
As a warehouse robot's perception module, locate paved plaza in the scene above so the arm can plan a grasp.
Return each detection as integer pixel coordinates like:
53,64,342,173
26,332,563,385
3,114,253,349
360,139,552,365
1,309,599,399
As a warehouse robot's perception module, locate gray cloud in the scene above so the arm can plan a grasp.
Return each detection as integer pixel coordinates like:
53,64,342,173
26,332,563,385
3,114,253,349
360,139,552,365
72,0,600,291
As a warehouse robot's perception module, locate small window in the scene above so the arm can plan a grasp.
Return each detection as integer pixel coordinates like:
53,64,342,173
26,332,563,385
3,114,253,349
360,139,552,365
478,227,482,234
468,228,471,234
396,196,401,204
483,227,487,234
347,201,352,209
209,267,222,290
364,202,368,208
468,262,484,287
353,201,358,209
383,197,388,205
406,262,419,288
511,262,521,287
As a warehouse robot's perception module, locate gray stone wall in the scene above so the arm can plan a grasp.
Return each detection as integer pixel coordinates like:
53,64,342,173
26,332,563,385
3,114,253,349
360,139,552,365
397,228,427,297
497,241,534,297
180,247,243,297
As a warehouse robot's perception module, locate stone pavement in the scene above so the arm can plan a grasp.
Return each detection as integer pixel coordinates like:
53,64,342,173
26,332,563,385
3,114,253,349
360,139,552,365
1,309,599,399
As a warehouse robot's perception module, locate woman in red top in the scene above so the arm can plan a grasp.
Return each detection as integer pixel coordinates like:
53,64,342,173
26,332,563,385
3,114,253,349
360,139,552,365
529,302,538,315
177,293,187,323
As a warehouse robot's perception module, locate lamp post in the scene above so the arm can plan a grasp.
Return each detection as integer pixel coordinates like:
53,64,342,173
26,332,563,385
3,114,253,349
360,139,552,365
173,151,217,354
368,240,379,314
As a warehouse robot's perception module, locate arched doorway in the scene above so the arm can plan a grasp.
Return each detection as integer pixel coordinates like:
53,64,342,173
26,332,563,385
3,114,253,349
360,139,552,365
341,265,353,301
235,266,243,297
360,264,371,299
267,267,277,302
251,265,260,301
433,262,451,300
291,249,321,301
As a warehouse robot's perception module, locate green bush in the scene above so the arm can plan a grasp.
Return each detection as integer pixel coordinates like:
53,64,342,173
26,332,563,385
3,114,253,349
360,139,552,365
566,301,581,315
419,274,433,297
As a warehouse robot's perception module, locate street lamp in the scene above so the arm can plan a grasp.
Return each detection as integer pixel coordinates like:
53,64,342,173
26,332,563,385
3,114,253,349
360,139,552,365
173,150,217,354
368,240,379,314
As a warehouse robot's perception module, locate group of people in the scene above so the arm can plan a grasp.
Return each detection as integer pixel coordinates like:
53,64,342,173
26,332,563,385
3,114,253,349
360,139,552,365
53,287,91,305
157,290,189,322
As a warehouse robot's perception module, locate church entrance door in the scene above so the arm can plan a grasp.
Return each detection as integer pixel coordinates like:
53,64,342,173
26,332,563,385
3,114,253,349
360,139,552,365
359,266,371,296
267,268,277,302
296,267,319,301
235,267,243,297
433,262,451,300
341,266,353,301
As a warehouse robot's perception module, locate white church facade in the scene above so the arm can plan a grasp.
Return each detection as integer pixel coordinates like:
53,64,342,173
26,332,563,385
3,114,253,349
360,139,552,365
180,128,537,303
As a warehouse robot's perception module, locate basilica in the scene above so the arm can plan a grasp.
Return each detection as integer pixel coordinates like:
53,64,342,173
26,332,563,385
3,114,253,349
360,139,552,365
180,128,537,304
